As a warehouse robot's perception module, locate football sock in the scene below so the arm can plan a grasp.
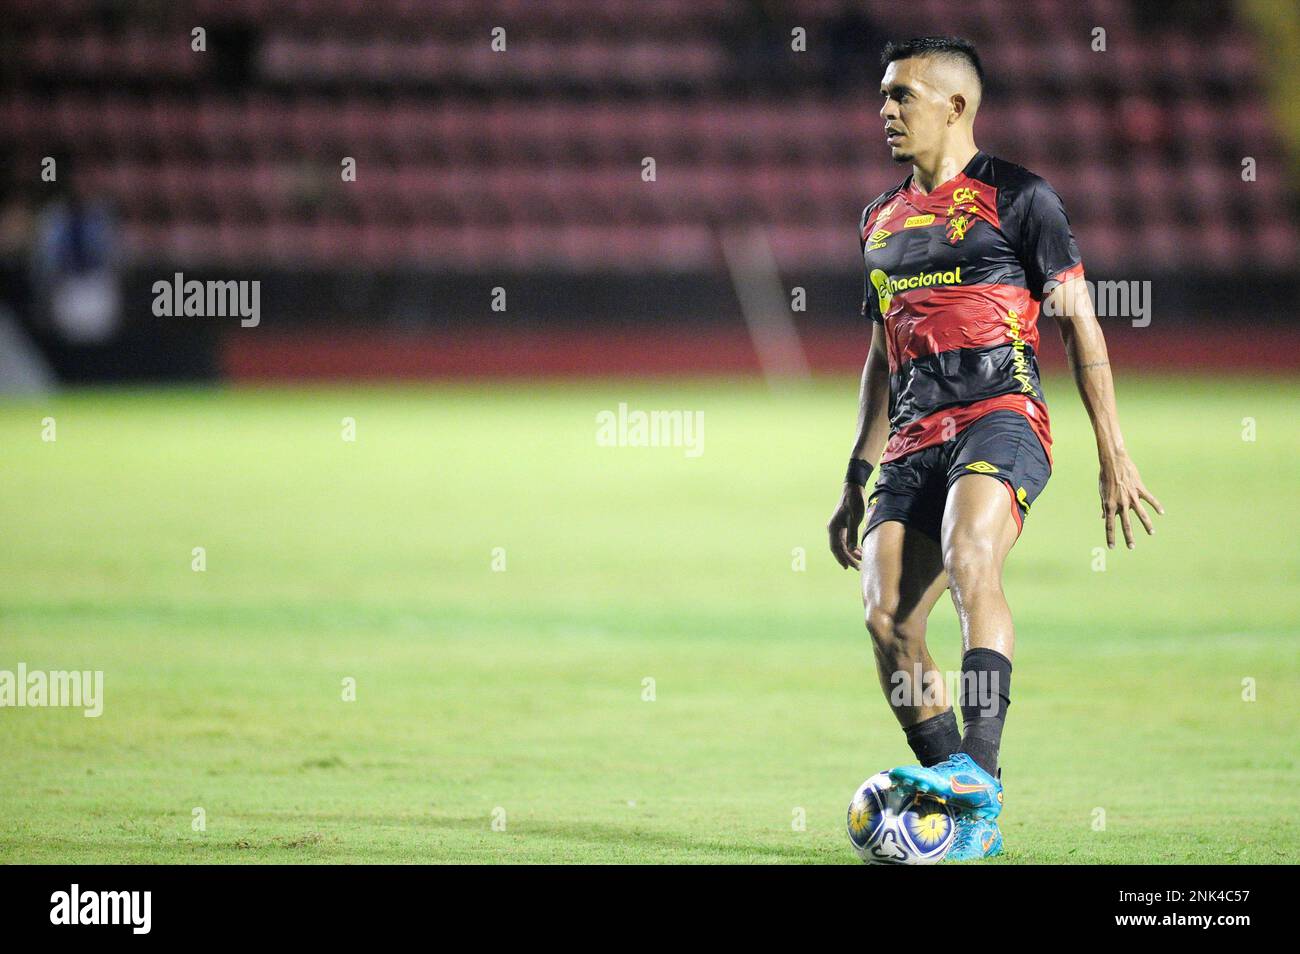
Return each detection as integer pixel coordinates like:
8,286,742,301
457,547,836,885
958,648,1012,776
903,708,962,767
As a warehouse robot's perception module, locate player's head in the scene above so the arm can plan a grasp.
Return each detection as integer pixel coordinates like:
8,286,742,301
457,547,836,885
878,36,983,165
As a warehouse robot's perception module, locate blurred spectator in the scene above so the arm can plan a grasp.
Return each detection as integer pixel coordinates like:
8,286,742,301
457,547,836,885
31,165,122,345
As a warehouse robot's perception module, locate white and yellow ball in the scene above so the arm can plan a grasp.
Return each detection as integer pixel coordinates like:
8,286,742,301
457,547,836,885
847,771,955,864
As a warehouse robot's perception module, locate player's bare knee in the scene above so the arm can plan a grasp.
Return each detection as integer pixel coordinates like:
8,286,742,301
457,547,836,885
864,604,896,644
893,616,927,649
943,536,998,591
865,605,925,659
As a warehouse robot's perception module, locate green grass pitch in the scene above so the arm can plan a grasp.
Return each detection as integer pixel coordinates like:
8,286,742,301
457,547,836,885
0,374,1297,864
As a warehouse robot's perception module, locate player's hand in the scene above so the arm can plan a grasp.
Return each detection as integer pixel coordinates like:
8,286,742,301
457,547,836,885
1098,453,1164,550
827,483,867,570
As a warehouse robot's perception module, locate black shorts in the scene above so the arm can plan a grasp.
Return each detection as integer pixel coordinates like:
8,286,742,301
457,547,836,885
864,410,1051,544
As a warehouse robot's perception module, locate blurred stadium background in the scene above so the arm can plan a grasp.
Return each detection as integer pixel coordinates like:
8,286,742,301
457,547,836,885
1,0,1298,383
1,1,1299,864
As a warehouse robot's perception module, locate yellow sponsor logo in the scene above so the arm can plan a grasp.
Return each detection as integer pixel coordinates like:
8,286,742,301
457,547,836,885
869,269,892,309
953,186,980,205
867,228,892,250
965,461,999,474
871,267,963,309
1005,309,1038,396
1017,486,1030,511
903,214,935,228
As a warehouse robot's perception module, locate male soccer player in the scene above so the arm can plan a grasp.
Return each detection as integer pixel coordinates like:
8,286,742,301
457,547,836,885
825,36,1163,860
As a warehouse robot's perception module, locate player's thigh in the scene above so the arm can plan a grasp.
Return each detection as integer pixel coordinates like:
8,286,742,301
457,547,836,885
860,520,947,637
945,409,1051,547
941,410,1048,575
940,474,1020,581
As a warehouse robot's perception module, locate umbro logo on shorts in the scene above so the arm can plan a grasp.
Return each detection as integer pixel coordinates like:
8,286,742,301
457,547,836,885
965,461,1000,474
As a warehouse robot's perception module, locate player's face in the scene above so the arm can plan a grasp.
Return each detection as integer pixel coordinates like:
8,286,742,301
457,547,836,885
879,59,948,164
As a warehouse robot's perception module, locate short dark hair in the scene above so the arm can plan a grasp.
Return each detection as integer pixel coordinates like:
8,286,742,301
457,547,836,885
880,36,985,89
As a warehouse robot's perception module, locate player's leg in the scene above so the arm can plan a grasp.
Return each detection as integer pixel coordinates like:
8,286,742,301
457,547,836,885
941,472,1021,776
883,476,1015,819
861,520,949,716
888,411,1050,823
883,476,1017,830
940,410,1050,782
860,447,963,765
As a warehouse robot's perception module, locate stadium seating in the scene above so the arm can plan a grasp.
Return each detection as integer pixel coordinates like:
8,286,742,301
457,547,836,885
4,0,1295,274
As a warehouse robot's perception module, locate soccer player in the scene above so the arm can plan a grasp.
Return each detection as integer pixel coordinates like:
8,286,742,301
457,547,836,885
825,36,1163,860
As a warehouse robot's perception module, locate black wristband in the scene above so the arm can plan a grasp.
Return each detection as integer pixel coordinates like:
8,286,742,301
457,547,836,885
845,458,874,487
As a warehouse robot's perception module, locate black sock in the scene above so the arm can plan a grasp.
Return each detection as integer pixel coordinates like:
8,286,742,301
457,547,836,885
958,648,1012,775
903,708,961,767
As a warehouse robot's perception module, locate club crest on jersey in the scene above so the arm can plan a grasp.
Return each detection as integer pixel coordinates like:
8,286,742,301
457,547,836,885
945,186,982,244
946,212,973,244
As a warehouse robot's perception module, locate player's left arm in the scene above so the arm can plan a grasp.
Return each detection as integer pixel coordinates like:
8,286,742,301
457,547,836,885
1047,277,1164,549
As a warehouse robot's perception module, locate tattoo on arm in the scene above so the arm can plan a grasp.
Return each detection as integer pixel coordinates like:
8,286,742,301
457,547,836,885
1076,360,1109,371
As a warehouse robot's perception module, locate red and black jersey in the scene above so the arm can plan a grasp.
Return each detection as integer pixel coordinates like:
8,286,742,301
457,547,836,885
860,151,1083,465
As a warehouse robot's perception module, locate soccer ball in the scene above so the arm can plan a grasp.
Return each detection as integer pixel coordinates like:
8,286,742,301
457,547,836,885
847,771,956,864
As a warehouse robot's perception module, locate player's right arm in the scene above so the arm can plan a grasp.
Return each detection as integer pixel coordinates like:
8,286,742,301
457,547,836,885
827,322,891,570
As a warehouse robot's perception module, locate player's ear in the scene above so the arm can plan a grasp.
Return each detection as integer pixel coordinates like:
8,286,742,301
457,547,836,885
948,94,967,125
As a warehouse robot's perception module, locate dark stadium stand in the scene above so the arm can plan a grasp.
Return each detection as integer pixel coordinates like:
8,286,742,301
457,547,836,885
3,0,1294,275
1,0,1296,380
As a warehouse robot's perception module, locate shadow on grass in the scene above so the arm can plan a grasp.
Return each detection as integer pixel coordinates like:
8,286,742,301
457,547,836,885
418,813,838,863
1,813,850,863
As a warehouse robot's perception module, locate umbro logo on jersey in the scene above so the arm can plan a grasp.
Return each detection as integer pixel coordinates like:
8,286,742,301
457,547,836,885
867,228,892,250
965,461,999,474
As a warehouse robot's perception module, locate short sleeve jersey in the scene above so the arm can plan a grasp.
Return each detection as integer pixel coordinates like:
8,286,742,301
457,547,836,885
859,151,1084,464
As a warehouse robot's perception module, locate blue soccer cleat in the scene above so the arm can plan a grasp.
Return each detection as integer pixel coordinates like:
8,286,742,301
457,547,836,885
945,814,1003,861
888,753,1004,819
